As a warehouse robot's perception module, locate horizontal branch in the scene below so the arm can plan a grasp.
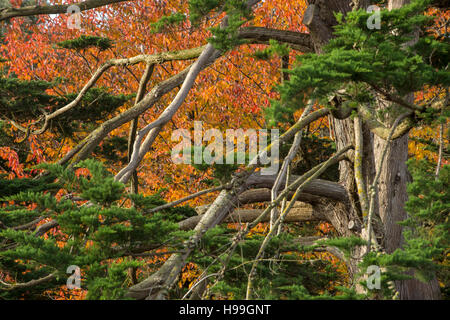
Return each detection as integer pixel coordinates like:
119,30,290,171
9,46,206,136
34,220,58,237
245,175,348,202
0,272,56,290
12,216,46,231
179,203,323,230
238,187,322,204
238,27,313,52
145,184,229,214
0,0,131,21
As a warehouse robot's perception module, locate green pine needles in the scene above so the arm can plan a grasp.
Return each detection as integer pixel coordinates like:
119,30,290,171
265,0,449,125
0,160,194,299
360,160,449,299
56,36,113,51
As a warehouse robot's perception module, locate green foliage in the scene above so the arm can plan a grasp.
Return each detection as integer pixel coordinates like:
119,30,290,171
0,74,132,137
0,76,55,120
208,10,248,51
151,12,187,33
265,0,449,124
360,160,449,299
86,260,143,299
188,0,223,24
188,0,252,51
0,160,194,299
253,39,290,60
52,88,133,137
56,35,113,51
93,136,129,163
183,227,351,299
129,191,197,222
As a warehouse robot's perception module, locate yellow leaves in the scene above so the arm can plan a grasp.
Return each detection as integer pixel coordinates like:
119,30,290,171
75,167,91,178
409,124,448,162
247,222,269,237
85,240,94,249
179,262,201,289
0,0,310,210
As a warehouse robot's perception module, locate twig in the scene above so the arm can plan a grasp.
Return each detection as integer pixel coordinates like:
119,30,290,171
435,122,444,178
181,273,219,300
145,184,230,214
270,100,314,230
0,272,57,290
354,116,369,220
246,145,353,299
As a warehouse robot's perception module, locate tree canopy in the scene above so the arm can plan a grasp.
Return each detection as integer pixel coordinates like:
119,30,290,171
0,0,448,300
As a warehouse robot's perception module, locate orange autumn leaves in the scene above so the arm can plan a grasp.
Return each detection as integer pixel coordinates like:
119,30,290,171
0,0,310,206
0,147,24,178
1,0,446,300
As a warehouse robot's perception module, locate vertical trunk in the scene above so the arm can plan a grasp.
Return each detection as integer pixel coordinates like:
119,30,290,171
372,0,441,299
306,0,442,299
374,133,441,299
373,135,409,254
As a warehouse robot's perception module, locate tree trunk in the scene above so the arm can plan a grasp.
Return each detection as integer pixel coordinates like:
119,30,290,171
306,0,441,299
374,134,441,299
126,0,442,300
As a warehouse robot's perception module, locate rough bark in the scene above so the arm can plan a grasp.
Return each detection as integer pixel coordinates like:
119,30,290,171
306,0,441,299
245,174,348,202
238,27,314,52
180,203,323,231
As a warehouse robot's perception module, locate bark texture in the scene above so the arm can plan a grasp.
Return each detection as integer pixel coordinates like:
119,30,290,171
305,0,441,299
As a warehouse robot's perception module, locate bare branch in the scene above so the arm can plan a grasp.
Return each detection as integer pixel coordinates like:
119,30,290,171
179,203,323,231
237,27,313,52
0,0,132,21
8,46,205,137
114,43,220,183
246,145,353,299
34,220,58,237
127,63,156,194
270,99,314,231
354,116,369,219
146,184,229,215
0,272,56,290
